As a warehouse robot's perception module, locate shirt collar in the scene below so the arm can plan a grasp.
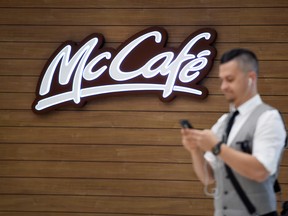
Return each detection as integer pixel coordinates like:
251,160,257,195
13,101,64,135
229,94,262,116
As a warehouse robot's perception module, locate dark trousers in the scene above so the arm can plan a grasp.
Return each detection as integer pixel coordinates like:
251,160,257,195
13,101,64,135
260,211,278,216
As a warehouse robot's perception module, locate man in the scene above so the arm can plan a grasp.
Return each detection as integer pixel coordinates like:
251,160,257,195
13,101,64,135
181,48,286,216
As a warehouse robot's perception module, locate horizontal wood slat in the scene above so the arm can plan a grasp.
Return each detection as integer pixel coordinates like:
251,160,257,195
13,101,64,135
1,42,288,60
1,26,288,43
0,195,214,215
0,144,287,165
1,213,153,216
0,161,196,180
0,193,285,215
1,93,287,113
0,126,287,146
0,177,287,199
1,1,287,215
0,110,287,129
0,111,225,129
0,26,240,43
0,144,190,163
1,0,288,8
0,127,181,145
0,161,287,181
1,8,288,25
0,178,205,198
0,213,181,216
2,59,288,79
1,76,288,97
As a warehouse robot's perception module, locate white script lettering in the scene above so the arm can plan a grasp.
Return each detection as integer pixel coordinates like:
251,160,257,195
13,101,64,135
32,27,217,113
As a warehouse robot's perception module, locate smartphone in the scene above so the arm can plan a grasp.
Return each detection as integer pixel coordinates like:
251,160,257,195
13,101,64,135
179,119,193,129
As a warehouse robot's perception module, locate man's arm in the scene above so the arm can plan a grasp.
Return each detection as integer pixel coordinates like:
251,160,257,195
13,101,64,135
191,148,215,185
218,145,269,182
189,128,269,182
181,129,215,185
191,113,285,183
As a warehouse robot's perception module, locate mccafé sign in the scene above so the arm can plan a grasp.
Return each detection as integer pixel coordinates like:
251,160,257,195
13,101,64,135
32,27,217,114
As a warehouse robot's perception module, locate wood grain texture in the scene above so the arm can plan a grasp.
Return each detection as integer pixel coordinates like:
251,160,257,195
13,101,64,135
1,8,288,26
1,0,288,8
1,76,288,96
0,144,287,165
2,59,288,78
0,110,287,129
0,195,214,215
1,42,288,60
0,177,206,197
0,0,287,215
0,161,287,181
1,26,288,43
1,93,288,113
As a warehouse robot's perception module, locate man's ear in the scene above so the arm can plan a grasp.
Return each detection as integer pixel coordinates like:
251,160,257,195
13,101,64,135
248,78,252,86
248,71,257,83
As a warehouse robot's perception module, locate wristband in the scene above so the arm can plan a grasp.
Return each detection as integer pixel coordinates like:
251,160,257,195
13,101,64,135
211,141,224,156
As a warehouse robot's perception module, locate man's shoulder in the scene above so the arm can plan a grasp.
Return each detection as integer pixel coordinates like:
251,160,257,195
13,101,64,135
253,102,279,116
256,103,281,118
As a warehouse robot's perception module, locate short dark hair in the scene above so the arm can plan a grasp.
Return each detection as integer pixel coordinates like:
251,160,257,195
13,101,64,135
220,48,259,75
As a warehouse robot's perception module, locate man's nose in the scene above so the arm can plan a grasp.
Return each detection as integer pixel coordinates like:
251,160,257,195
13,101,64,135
220,81,227,91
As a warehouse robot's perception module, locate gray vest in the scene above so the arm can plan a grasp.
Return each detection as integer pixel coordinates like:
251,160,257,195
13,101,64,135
213,104,279,216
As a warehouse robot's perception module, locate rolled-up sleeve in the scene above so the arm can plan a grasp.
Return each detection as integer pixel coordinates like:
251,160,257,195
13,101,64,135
204,114,228,169
253,110,286,175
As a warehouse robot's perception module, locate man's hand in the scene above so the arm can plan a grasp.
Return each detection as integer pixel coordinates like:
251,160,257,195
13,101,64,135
180,128,216,185
181,128,199,152
181,128,219,152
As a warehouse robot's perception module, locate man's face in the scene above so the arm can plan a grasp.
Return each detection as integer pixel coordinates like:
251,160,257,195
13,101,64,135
219,60,250,107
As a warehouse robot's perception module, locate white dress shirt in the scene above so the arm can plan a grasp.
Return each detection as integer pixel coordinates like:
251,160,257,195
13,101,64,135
205,94,286,175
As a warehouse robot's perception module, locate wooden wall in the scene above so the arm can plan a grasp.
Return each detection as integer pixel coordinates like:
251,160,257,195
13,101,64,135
0,0,287,215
